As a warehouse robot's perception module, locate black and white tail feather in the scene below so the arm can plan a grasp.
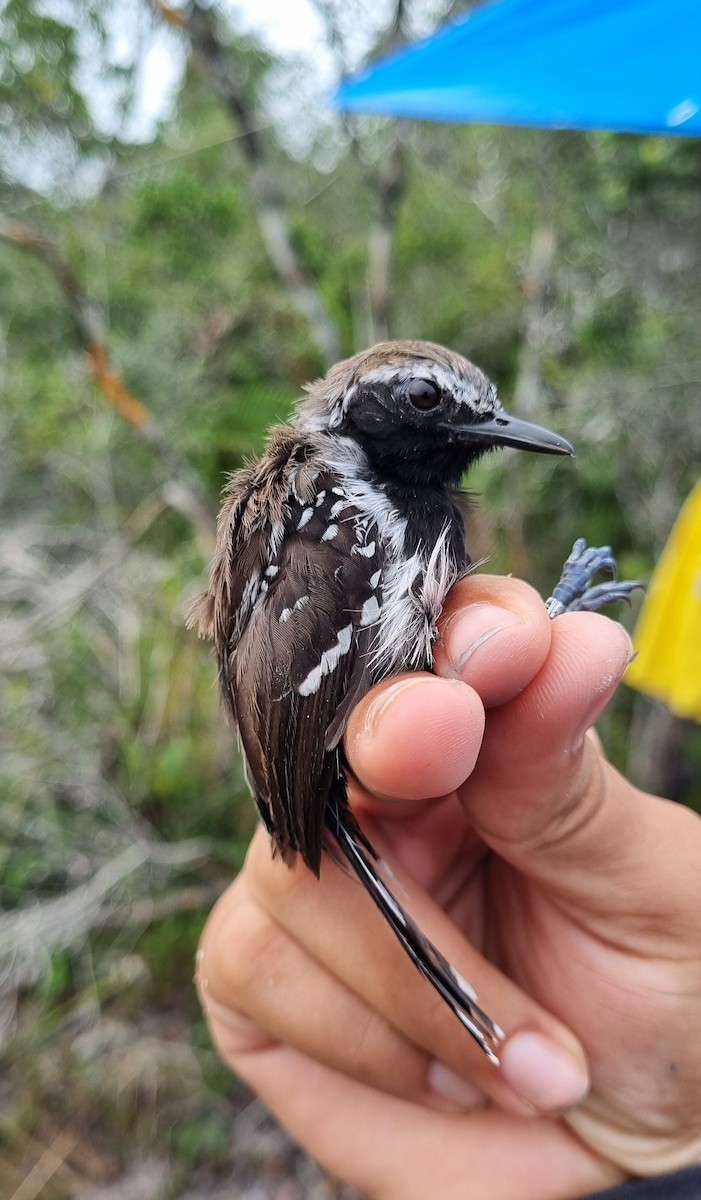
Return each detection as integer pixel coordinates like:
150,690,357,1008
325,776,505,1062
190,340,643,1066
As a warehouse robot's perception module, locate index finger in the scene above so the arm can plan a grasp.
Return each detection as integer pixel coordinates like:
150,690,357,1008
345,576,553,807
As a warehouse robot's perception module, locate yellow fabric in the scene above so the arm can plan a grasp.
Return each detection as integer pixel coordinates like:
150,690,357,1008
625,482,701,722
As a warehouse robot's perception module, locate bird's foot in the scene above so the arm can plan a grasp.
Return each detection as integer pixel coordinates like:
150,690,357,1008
545,537,645,618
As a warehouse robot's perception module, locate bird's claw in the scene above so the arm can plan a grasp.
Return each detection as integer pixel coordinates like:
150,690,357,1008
545,538,645,618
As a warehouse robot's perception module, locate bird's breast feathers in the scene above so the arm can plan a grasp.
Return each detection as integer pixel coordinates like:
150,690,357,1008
193,430,465,715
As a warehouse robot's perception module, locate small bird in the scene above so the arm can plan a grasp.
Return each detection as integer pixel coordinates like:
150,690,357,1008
190,340,639,1064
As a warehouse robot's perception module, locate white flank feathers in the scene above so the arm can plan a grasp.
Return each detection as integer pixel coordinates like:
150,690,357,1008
324,438,461,677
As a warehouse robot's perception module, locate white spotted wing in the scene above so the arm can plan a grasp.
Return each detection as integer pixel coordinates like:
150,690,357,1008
220,467,383,873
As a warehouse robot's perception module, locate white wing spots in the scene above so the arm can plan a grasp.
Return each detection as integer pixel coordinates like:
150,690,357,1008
268,522,285,557
321,523,338,542
297,507,314,530
360,595,380,627
241,575,260,612
370,569,382,589
330,499,347,518
265,565,279,578
352,539,376,558
279,595,310,624
315,490,327,506
298,623,354,696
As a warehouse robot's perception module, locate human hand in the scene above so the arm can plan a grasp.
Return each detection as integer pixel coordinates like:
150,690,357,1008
196,575,701,1200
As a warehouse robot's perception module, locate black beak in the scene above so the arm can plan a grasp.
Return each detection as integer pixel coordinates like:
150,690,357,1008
448,411,575,457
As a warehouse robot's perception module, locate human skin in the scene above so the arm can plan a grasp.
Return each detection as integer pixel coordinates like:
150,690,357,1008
196,575,701,1200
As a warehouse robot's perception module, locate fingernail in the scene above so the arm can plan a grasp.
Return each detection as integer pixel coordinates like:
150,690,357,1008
362,676,460,736
442,604,521,676
501,1032,589,1112
428,1061,488,1109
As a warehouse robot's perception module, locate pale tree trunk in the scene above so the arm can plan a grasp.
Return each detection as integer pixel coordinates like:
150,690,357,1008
512,224,558,422
506,218,558,576
367,137,406,342
305,0,416,345
153,0,341,367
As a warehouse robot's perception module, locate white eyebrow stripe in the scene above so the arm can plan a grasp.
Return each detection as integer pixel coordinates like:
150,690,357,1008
353,365,416,386
342,363,489,410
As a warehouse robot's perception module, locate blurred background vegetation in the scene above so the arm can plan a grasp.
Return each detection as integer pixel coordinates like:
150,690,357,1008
0,0,699,1195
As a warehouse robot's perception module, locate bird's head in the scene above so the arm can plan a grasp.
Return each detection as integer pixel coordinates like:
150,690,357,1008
295,340,573,488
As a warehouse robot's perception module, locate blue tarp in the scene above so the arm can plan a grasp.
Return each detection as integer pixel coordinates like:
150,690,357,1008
335,0,701,137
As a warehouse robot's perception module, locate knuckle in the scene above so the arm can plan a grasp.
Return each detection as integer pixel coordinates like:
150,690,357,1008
442,573,545,623
201,887,283,1005
246,824,316,909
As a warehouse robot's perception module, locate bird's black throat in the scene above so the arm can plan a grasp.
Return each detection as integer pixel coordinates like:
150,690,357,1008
380,477,470,567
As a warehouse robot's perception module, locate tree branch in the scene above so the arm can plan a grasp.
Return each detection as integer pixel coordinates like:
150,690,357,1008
151,1,341,367
305,0,411,343
504,170,559,574
367,137,406,342
0,216,215,553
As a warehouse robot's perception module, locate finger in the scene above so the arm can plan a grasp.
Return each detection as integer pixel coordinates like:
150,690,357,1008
345,674,485,807
455,607,701,952
462,610,634,891
455,611,696,912
246,829,590,1117
220,1041,617,1200
198,869,480,1111
344,576,553,808
434,574,553,706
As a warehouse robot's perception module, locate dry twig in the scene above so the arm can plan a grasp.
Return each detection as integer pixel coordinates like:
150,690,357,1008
0,840,210,994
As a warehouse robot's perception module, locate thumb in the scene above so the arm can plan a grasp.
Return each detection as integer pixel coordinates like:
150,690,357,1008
448,610,641,905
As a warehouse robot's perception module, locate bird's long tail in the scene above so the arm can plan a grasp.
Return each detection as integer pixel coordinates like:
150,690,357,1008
325,779,503,1065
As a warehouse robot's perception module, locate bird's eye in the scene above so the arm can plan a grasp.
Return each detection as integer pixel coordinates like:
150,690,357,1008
407,380,441,411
